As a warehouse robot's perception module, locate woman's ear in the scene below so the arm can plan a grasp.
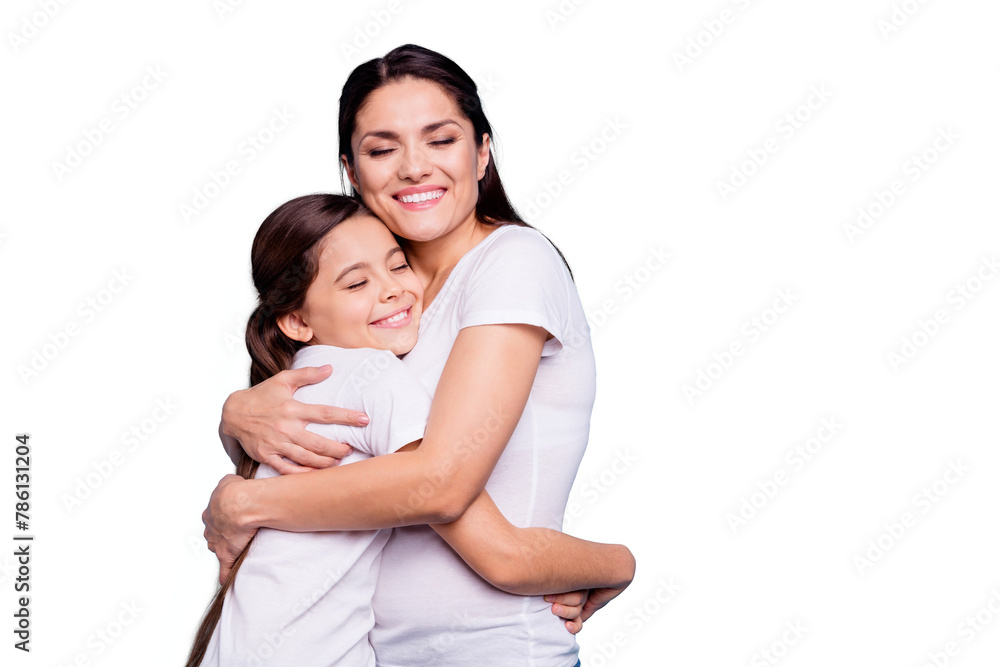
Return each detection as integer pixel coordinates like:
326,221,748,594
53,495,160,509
342,154,360,193
277,311,313,343
476,134,490,181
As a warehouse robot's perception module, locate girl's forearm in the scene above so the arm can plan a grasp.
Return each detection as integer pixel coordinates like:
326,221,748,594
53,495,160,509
472,528,634,596
432,491,635,596
514,530,635,595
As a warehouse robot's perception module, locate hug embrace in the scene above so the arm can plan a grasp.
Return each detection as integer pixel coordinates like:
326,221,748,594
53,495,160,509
190,44,635,667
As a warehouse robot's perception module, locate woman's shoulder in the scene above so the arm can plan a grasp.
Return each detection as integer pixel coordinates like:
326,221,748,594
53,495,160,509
475,223,569,272
482,222,553,248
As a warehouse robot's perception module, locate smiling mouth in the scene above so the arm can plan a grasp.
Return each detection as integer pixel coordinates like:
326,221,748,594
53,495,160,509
394,189,445,204
370,307,412,328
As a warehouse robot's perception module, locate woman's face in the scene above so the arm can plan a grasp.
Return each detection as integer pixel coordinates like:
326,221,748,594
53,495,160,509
279,215,423,356
343,77,491,243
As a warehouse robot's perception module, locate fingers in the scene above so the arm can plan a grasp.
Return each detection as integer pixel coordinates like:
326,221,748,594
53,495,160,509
279,365,333,391
580,593,608,623
202,479,252,587
548,590,587,607
202,510,219,555
298,401,370,428
219,562,232,587
255,437,345,472
296,431,354,462
580,595,602,623
263,453,318,476
546,590,589,635
550,601,584,621
283,443,338,470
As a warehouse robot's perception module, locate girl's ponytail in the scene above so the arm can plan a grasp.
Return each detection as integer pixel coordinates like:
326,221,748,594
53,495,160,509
247,303,298,387
185,308,271,667
186,194,366,667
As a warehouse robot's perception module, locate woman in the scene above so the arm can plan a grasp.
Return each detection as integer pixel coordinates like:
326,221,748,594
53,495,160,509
190,195,633,666
203,45,631,665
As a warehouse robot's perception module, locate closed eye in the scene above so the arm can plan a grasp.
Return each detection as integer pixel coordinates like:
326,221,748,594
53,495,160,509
347,280,368,290
431,138,455,147
391,263,410,272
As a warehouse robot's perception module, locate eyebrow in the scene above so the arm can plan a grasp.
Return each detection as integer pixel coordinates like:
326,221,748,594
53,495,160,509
335,246,404,283
359,120,461,143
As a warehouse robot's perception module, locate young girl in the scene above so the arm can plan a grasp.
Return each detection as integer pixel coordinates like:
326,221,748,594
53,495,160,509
187,194,634,666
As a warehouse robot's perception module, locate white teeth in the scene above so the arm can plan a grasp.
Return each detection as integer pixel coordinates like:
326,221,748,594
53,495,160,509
376,310,408,325
398,189,444,204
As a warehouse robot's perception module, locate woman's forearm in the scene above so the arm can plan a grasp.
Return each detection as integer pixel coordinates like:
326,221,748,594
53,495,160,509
232,324,547,533
432,491,635,595
241,447,457,531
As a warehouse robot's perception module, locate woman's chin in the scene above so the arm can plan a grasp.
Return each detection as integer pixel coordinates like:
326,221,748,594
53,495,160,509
381,210,462,244
393,224,446,244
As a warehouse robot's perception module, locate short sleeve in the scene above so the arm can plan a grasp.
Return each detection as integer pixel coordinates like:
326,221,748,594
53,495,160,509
457,227,573,357
353,351,433,457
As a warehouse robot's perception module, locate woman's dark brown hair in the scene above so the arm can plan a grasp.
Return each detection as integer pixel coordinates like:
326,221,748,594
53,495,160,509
338,43,572,276
186,193,367,667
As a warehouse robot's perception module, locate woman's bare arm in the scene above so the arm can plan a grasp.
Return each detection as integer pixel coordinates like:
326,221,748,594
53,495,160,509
203,322,630,631
204,324,549,576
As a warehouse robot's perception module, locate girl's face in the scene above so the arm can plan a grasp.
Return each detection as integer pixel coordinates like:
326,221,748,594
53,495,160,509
278,215,423,356
342,77,491,244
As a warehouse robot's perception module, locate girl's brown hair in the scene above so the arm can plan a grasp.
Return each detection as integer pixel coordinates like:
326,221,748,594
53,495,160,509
186,194,367,667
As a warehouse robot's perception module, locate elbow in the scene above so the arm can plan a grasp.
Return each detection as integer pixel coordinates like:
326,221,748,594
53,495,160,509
426,488,477,524
415,460,481,524
613,544,637,588
471,539,529,594
486,568,532,595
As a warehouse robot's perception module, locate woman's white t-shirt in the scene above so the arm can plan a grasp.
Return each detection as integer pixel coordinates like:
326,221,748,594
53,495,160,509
202,345,431,667
371,224,597,666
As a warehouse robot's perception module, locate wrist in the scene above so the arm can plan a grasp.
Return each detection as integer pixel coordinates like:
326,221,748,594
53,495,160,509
229,477,267,531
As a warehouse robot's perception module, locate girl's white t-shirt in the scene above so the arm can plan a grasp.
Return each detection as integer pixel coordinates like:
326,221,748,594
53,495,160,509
202,345,431,667
371,224,597,666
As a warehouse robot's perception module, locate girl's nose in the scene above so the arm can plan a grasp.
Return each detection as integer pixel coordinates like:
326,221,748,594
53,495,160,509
381,276,404,300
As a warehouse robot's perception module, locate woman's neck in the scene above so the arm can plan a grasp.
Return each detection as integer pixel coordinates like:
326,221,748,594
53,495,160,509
404,217,495,306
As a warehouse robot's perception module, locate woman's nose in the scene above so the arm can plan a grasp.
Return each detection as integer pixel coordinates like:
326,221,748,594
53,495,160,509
398,144,431,181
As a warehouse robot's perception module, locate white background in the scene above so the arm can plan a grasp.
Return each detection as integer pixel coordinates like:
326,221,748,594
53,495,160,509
2,0,999,665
